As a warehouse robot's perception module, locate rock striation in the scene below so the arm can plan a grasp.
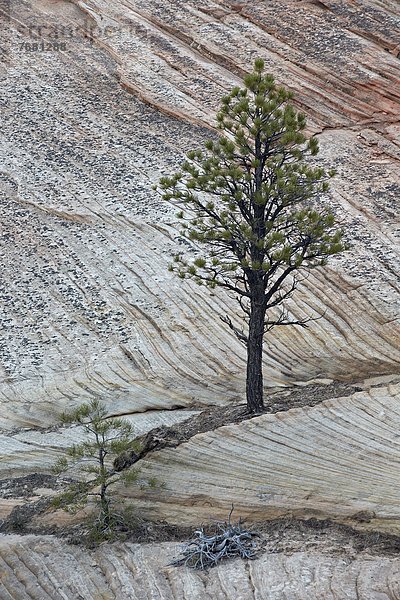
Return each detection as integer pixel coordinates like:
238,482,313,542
118,379,400,534
0,410,200,480
0,0,399,593
0,0,398,430
1,534,400,600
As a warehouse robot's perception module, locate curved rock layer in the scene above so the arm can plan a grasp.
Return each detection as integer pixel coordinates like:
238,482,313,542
119,381,400,534
0,534,400,600
70,0,400,131
0,0,399,428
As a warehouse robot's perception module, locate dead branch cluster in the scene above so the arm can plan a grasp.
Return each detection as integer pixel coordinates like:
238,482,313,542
170,513,259,570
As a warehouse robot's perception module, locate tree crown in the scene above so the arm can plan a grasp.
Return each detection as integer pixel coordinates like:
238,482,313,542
157,59,347,333
52,399,140,518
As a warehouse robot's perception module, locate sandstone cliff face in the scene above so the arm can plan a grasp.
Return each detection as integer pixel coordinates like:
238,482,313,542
119,380,400,533
1,0,400,595
1,0,398,428
1,534,400,600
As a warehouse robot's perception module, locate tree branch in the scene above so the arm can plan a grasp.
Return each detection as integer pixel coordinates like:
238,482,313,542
221,315,248,345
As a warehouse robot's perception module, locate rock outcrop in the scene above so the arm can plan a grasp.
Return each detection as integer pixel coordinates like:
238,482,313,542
0,410,200,480
1,534,400,599
0,0,398,429
118,379,400,533
0,0,399,594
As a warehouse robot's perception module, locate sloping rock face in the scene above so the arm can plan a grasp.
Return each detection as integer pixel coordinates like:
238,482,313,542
119,380,400,534
0,0,399,430
0,0,400,594
1,534,400,600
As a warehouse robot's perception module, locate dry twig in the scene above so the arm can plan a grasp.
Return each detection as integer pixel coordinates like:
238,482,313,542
170,507,259,570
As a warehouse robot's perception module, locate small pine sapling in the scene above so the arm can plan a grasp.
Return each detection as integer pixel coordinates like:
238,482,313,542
52,399,141,535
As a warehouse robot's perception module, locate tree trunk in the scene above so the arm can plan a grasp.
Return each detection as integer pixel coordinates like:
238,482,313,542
100,486,110,529
98,448,110,530
246,296,266,413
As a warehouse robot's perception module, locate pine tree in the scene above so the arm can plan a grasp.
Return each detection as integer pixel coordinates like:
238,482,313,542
52,399,140,534
157,59,347,413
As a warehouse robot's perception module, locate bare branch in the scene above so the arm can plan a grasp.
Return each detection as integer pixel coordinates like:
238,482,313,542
264,307,326,333
170,511,259,570
221,315,248,345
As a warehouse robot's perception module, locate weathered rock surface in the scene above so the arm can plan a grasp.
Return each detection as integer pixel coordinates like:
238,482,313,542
1,534,400,600
0,0,399,430
0,0,400,593
119,380,400,534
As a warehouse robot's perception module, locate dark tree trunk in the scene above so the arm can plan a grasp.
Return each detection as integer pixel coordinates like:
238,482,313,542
98,447,110,530
100,487,110,529
246,293,266,413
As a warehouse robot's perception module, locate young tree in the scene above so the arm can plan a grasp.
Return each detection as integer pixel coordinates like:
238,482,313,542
52,399,140,533
157,59,347,414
